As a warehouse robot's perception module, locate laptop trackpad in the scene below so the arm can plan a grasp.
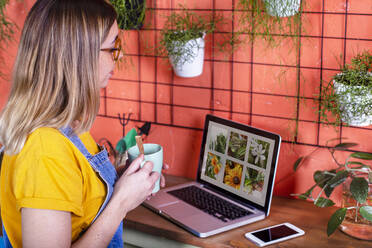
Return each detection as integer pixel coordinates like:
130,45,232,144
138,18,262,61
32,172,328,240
161,202,201,219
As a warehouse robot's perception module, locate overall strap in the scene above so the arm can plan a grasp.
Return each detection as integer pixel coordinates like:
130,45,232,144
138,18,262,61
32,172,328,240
58,126,123,247
0,146,4,169
2,225,13,248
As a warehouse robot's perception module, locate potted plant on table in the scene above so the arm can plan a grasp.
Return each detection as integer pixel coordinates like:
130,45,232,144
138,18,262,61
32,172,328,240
292,141,372,239
110,0,146,30
319,51,372,127
157,7,229,78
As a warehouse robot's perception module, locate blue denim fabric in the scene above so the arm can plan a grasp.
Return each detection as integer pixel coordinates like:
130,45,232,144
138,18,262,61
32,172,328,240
2,226,11,248
2,127,123,248
60,127,124,247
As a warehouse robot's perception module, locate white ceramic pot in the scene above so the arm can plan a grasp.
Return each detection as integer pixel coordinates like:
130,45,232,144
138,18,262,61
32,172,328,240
333,77,372,127
264,0,301,17
168,35,205,78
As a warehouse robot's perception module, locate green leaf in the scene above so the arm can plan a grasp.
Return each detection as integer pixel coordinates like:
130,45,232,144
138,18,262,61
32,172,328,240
350,177,369,204
327,208,347,236
315,197,335,208
293,157,304,171
314,170,335,188
298,194,308,200
359,206,372,222
324,170,349,197
334,142,358,150
369,172,372,184
346,161,370,169
298,185,316,200
350,152,372,160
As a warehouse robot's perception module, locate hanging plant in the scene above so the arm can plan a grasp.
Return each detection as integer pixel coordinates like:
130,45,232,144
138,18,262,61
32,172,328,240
0,0,16,78
264,0,301,17
156,6,236,78
110,0,146,30
319,51,372,127
236,0,303,46
0,0,13,38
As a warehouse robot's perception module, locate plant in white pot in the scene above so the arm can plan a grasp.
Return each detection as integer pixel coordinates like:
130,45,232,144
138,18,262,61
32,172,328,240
319,51,372,127
158,9,223,78
236,0,303,46
264,0,301,17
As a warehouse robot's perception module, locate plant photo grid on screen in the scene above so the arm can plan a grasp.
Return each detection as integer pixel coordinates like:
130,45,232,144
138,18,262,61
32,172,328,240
200,121,277,206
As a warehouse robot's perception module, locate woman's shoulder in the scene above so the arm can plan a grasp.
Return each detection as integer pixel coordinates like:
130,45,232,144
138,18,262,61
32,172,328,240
22,127,95,158
27,127,70,148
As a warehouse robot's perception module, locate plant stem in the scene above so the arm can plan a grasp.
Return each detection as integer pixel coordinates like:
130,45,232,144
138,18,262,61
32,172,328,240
328,148,344,168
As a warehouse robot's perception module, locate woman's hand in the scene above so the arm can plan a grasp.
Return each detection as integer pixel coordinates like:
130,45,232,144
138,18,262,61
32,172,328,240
112,155,159,216
159,163,169,188
116,160,170,189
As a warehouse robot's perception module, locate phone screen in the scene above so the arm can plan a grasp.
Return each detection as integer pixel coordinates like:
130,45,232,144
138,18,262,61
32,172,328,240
251,225,298,242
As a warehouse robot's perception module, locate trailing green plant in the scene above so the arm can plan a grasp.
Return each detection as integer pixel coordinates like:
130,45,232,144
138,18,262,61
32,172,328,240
236,0,303,48
0,0,16,78
333,52,372,86
292,140,372,237
158,9,217,67
110,0,146,30
0,0,13,40
156,6,236,68
318,51,372,126
235,0,307,144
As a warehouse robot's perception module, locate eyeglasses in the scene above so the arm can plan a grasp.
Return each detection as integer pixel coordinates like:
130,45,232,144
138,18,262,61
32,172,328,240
100,37,122,62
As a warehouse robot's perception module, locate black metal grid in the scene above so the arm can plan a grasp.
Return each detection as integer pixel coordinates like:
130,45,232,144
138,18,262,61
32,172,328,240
99,0,372,151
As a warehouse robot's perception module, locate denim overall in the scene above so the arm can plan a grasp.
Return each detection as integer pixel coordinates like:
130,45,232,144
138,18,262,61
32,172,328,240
1,127,123,247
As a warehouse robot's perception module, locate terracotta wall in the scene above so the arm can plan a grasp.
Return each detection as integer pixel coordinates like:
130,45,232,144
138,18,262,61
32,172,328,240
1,0,371,204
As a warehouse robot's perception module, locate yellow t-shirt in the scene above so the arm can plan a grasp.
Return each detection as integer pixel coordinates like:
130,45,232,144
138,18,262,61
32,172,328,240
0,127,106,247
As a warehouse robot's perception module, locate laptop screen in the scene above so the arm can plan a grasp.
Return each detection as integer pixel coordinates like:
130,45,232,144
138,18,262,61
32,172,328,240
197,115,281,213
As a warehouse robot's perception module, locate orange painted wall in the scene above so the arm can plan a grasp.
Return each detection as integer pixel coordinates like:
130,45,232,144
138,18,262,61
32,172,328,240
1,0,371,205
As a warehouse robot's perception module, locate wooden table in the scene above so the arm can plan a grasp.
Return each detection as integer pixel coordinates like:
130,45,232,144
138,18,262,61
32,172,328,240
124,175,371,248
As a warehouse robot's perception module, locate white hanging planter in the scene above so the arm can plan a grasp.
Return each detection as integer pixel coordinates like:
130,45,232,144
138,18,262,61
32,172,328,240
168,34,205,78
333,74,372,127
264,0,301,17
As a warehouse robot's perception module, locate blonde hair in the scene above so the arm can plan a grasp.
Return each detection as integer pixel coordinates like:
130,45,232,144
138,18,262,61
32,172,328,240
0,0,117,154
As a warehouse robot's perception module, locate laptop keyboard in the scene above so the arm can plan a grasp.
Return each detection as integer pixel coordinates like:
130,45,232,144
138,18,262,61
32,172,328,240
168,186,252,222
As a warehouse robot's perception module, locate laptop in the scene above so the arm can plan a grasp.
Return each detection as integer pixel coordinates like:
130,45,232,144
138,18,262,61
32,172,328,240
143,114,281,237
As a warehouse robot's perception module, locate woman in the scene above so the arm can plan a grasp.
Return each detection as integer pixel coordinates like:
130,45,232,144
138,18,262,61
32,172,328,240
0,0,162,247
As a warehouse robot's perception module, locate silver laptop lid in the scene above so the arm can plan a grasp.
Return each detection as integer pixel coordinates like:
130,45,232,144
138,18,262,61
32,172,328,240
196,115,281,216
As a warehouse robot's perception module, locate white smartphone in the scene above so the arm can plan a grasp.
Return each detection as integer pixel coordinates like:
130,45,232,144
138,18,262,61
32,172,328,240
244,222,305,247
